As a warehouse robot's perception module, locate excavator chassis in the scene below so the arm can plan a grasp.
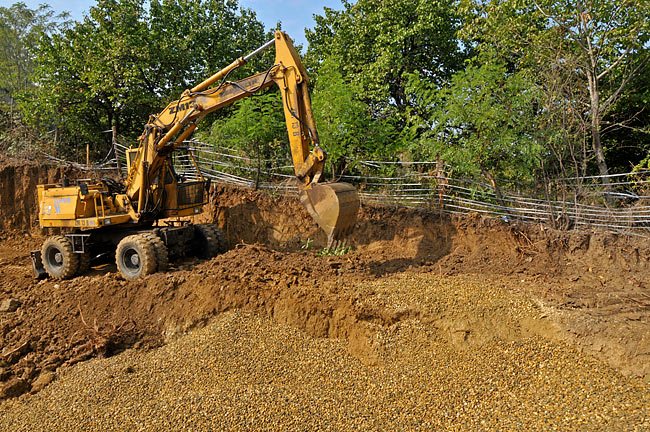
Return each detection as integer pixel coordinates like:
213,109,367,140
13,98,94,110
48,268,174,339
32,223,225,281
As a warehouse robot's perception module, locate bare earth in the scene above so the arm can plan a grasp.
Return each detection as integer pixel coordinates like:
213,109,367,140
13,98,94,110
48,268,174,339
0,161,649,430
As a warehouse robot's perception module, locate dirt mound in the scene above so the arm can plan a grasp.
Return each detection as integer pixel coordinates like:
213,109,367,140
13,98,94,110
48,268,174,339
208,184,650,381
210,183,650,284
208,184,321,250
0,242,391,398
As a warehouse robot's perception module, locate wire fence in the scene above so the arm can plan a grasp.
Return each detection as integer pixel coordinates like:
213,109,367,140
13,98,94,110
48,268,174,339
44,140,650,237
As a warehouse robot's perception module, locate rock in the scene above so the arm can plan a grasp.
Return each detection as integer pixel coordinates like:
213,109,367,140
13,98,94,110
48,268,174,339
39,354,63,372
21,366,38,381
2,341,31,364
0,298,21,313
30,372,55,394
0,377,29,399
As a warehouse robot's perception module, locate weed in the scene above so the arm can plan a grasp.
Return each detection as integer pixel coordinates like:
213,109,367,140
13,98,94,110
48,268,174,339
301,238,313,250
317,243,353,257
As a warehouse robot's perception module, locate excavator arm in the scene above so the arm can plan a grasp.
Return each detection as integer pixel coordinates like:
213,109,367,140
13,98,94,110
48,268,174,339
125,31,359,245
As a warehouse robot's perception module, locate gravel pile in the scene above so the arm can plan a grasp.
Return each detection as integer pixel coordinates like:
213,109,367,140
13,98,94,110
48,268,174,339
1,274,648,431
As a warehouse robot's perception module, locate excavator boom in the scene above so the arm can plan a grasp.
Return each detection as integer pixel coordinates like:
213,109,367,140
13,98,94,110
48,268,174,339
34,31,360,282
128,31,359,245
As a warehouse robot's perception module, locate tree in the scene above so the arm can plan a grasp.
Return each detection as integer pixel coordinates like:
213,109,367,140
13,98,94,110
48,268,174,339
20,0,267,159
200,89,287,188
0,2,68,105
604,68,650,173
460,0,650,186
0,2,69,153
408,57,543,202
306,0,466,119
311,57,395,179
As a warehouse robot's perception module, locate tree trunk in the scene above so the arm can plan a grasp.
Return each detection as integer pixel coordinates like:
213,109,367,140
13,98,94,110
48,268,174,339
481,168,506,209
587,71,610,188
590,117,610,187
254,140,261,191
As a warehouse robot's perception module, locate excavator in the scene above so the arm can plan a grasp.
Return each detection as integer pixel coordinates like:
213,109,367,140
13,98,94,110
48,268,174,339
31,31,360,281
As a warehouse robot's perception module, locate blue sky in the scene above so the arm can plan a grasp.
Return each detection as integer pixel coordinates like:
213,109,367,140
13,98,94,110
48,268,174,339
4,0,344,47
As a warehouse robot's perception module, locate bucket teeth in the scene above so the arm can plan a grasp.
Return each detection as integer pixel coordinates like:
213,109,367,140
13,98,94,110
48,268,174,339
326,237,347,250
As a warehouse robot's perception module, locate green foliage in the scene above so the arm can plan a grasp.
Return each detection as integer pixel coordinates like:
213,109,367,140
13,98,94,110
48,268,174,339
604,64,650,173
2,0,648,198
311,57,396,179
0,2,69,154
0,3,68,103
301,238,313,250
197,55,398,182
458,0,650,178
409,57,543,185
316,243,353,257
201,89,286,158
306,0,466,119
19,0,267,160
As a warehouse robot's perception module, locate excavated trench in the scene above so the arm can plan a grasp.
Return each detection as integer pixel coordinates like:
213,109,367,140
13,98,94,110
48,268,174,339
0,159,649,400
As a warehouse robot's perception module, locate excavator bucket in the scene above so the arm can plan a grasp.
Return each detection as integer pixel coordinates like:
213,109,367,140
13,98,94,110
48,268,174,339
299,182,360,247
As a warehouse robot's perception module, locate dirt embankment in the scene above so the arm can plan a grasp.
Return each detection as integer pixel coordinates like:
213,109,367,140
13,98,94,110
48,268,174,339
205,184,650,381
0,161,649,400
0,157,79,233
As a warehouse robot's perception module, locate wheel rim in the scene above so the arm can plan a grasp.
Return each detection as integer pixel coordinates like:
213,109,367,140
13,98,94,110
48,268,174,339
121,247,141,275
45,246,64,270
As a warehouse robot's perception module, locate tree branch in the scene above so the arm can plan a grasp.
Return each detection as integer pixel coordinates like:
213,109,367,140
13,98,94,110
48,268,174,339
597,45,635,80
602,54,650,114
533,0,586,50
594,1,629,60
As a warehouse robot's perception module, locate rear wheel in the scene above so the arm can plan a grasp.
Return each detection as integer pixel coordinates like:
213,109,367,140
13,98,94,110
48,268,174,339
115,235,156,280
194,223,225,259
142,232,168,272
77,252,91,275
41,236,79,280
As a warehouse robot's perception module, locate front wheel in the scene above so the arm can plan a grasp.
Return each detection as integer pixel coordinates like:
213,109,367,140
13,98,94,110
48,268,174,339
116,235,157,280
41,235,79,280
141,232,168,272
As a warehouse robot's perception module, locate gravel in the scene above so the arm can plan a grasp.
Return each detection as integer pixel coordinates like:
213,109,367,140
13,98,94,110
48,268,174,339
1,274,648,431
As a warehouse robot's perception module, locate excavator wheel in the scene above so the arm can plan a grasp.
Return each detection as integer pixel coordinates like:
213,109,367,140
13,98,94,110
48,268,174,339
41,235,80,280
77,252,91,276
194,223,225,259
142,232,169,272
115,234,157,281
205,224,226,254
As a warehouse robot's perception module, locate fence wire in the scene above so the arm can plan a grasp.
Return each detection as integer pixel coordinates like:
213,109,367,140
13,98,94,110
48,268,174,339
46,140,650,237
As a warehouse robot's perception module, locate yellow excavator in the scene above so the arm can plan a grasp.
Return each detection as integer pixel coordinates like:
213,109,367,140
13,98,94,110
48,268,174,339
31,31,360,280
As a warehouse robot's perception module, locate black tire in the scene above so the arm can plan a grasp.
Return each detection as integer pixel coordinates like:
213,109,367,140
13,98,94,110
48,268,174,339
142,232,168,272
77,252,91,275
205,224,226,254
41,235,79,280
194,223,224,259
115,234,157,281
